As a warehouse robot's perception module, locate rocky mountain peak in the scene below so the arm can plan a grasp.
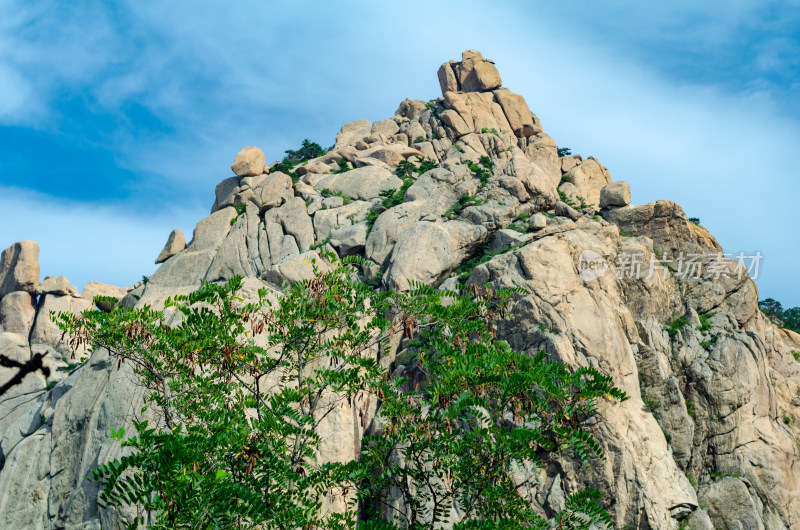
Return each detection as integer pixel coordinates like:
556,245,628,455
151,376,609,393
438,49,503,94
2,51,800,529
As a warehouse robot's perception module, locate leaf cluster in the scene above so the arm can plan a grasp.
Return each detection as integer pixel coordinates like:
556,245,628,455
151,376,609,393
358,282,626,528
57,257,627,529
270,139,329,181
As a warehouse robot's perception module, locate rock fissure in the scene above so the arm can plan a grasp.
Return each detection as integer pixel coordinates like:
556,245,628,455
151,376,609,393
0,50,798,529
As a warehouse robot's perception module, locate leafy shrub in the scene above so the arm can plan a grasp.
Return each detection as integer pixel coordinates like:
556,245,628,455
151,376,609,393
445,194,486,219
333,158,350,174
665,316,689,338
698,312,714,332
309,237,330,251
557,147,572,157
320,188,352,205
417,157,439,174
284,139,325,162
56,258,625,529
506,212,532,234
575,195,593,210
461,157,492,189
558,190,577,208
269,139,328,181
455,242,512,282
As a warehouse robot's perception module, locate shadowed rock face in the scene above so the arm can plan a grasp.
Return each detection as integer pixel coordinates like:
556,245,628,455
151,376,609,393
2,51,799,529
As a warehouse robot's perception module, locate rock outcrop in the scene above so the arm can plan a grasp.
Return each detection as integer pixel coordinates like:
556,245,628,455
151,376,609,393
1,50,799,529
0,241,40,298
155,229,186,264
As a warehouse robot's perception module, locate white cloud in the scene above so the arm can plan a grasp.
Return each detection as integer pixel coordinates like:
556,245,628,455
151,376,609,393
0,63,38,122
0,187,205,290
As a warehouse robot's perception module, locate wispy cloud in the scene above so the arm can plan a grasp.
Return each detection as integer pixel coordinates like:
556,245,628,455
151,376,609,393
0,185,204,289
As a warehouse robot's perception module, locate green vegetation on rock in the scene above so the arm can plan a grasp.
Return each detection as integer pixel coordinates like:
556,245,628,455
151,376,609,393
56,257,626,529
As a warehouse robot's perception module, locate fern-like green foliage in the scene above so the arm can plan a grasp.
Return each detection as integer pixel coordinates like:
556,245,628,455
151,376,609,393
56,255,626,529
359,284,627,528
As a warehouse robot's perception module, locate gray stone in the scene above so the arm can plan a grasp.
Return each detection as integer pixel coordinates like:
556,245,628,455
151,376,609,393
254,172,293,209
0,331,34,377
81,281,129,312
684,508,715,530
599,181,632,209
36,275,69,296
155,229,186,263
384,221,486,290
561,158,611,208
371,119,400,137
314,201,373,242
314,166,402,201
554,201,581,221
321,196,344,209
0,291,36,336
211,176,240,213
530,213,548,230
0,348,151,529
330,223,368,256
29,293,92,356
136,207,236,307
231,146,266,177
264,251,330,286
265,197,315,252
701,478,764,530
489,229,533,253
334,120,372,149
493,88,536,137
437,61,459,94
0,241,40,299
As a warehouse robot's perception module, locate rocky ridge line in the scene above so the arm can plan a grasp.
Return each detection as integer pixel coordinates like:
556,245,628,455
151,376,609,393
1,50,799,529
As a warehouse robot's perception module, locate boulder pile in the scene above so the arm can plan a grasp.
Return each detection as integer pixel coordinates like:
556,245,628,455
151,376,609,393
1,51,799,529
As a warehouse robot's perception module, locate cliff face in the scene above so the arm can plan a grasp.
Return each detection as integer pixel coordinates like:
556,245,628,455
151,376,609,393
1,50,799,529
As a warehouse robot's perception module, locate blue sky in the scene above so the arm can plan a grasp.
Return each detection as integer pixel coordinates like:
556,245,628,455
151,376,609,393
1,0,799,305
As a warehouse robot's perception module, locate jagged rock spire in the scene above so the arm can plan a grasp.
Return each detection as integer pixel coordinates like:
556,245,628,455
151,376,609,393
437,50,502,94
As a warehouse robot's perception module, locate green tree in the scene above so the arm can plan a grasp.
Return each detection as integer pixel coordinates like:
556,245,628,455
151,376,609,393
57,257,626,529
358,284,627,528
782,307,800,333
269,139,327,180
759,298,784,325
285,139,325,162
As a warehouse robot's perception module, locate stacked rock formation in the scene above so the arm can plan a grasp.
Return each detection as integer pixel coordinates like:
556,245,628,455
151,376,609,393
1,51,800,529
